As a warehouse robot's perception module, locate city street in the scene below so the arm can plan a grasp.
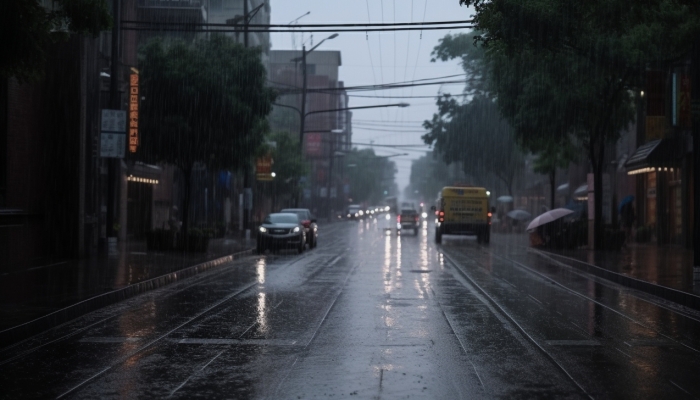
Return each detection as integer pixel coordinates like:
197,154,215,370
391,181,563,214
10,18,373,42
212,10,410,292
2,220,700,399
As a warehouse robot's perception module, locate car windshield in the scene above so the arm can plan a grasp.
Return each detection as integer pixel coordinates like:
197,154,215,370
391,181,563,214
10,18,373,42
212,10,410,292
265,214,298,224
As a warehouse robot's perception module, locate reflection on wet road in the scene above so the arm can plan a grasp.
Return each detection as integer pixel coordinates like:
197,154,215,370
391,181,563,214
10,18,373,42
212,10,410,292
2,220,700,398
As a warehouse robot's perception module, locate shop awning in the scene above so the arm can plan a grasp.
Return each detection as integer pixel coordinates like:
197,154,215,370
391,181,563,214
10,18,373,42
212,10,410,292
556,183,569,193
573,184,588,199
624,139,680,175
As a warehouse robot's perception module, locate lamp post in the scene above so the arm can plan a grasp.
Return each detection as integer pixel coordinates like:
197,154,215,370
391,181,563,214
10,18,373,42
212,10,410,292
271,102,410,207
292,33,339,154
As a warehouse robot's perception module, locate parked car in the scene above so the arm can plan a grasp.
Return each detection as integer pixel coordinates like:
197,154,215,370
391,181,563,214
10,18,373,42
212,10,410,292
397,207,420,235
280,208,318,248
257,213,306,254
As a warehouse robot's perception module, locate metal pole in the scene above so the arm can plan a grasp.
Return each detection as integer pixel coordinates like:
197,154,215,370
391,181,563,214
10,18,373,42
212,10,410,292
692,41,700,282
106,0,121,240
295,46,307,208
326,134,335,222
242,0,251,236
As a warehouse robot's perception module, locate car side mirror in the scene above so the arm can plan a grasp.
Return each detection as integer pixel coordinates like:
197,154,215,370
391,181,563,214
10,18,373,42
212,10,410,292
430,206,436,211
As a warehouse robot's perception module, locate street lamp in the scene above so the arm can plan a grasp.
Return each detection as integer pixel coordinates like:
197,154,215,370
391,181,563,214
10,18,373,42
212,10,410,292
291,33,339,154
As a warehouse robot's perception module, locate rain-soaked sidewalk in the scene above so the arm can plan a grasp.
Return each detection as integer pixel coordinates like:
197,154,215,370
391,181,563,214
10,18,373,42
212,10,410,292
0,236,254,345
532,239,700,308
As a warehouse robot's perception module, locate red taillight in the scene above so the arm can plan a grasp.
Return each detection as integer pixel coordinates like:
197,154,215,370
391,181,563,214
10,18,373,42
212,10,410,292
302,220,311,227
439,211,444,216
397,215,401,223
415,216,419,222
487,212,492,225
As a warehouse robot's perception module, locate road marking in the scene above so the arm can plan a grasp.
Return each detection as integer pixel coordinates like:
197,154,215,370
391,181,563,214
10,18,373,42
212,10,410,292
545,340,600,346
78,337,142,343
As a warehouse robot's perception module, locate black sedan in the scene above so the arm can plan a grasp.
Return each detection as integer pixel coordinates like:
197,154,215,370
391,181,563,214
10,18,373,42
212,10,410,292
257,213,306,254
280,208,318,248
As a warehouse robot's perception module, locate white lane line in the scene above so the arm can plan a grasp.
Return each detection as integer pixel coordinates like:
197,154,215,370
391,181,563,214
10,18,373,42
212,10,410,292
669,380,693,396
528,294,543,306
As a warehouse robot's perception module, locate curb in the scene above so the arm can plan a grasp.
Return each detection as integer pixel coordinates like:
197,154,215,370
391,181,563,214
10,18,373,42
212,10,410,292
0,248,255,348
530,248,700,311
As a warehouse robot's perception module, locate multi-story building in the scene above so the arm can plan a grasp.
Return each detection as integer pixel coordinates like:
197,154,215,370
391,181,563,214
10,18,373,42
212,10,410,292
268,49,352,217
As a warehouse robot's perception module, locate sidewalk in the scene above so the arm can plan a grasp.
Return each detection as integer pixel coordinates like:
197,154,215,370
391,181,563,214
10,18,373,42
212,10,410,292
0,236,255,346
532,240,700,309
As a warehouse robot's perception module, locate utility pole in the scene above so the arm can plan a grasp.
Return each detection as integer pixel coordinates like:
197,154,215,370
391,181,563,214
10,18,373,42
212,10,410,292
692,40,700,283
106,0,121,243
242,0,252,237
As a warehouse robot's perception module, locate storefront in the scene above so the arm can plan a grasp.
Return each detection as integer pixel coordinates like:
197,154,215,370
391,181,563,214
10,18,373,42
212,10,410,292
624,138,684,244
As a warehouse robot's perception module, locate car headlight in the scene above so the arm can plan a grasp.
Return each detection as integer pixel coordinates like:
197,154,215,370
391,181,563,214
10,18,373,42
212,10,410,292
359,210,364,216
293,226,300,233
421,212,428,218
385,214,390,220
347,214,351,218
259,227,267,233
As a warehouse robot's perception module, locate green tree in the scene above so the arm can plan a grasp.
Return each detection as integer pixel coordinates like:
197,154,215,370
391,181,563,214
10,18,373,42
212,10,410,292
345,148,397,205
531,139,579,209
138,35,275,238
423,95,525,196
267,132,308,207
404,151,452,202
1,0,111,83
456,0,700,247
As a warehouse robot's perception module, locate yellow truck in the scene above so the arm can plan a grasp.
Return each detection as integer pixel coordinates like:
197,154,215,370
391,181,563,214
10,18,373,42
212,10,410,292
432,186,493,244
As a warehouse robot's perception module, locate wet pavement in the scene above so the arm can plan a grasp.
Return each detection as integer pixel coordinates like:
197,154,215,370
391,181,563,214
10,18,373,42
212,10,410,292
2,220,700,398
0,237,253,334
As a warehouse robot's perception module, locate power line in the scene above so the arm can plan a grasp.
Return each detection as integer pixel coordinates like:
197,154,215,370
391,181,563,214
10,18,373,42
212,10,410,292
121,26,473,33
121,19,474,28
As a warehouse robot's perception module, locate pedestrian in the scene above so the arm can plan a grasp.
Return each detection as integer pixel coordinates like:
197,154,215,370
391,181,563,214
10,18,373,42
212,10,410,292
620,200,635,244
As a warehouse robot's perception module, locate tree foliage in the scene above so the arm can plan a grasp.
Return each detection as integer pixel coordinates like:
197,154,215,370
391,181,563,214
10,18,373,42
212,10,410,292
404,151,452,201
1,0,111,83
345,148,397,205
138,35,275,236
455,0,700,247
266,132,308,202
139,35,275,173
423,95,524,195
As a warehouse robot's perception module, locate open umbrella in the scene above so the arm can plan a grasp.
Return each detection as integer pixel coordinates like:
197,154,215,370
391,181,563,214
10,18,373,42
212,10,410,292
506,209,531,221
497,195,514,203
526,208,574,231
618,195,634,213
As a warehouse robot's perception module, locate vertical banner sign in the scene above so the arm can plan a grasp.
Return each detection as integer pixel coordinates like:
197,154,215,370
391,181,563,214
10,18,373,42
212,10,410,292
129,73,139,153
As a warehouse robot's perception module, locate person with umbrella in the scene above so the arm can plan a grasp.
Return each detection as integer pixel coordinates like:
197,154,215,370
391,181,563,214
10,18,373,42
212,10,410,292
619,195,635,244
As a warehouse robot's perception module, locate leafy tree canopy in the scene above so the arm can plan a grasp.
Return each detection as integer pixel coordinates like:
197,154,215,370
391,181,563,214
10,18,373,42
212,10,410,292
1,0,111,83
345,148,397,205
138,35,276,173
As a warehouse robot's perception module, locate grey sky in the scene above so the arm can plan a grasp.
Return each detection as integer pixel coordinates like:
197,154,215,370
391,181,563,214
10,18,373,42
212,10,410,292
269,1,472,194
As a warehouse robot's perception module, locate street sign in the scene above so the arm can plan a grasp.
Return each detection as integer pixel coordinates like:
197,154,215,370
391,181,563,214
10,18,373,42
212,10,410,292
100,133,126,158
101,109,126,132
101,109,126,158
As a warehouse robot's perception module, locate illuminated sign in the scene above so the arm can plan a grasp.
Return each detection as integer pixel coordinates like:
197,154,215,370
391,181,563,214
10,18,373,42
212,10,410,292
129,73,139,153
256,155,273,181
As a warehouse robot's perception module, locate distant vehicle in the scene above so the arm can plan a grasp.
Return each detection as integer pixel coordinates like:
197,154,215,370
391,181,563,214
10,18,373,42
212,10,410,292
280,208,318,248
346,205,364,220
384,196,398,214
257,213,306,254
397,207,420,235
432,186,493,244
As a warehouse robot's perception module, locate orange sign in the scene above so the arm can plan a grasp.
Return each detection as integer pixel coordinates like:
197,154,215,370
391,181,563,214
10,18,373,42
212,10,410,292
129,73,139,153
256,155,273,181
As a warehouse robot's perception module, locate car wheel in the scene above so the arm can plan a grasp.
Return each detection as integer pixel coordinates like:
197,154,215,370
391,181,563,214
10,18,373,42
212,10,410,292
414,227,418,236
311,237,317,248
298,238,305,254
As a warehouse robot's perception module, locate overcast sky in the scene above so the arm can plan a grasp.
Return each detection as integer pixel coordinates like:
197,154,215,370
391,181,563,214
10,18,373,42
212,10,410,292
269,0,472,193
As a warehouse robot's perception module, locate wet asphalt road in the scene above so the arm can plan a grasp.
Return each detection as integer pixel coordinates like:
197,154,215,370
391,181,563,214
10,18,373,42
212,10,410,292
2,219,700,399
